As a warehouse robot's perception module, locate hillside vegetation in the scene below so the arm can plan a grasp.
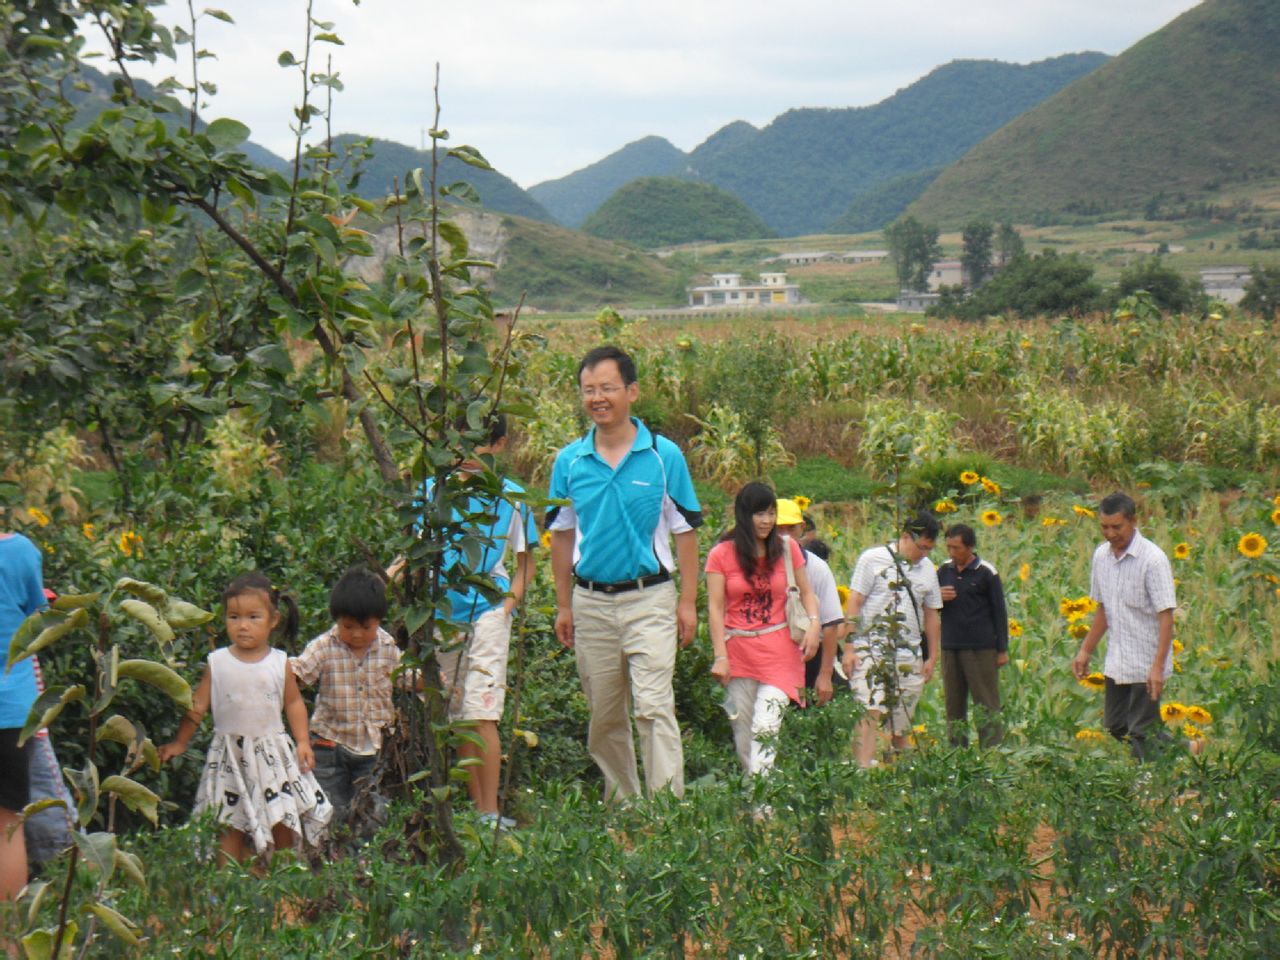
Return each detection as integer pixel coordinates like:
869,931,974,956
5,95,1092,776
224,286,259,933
328,134,554,221
688,53,1109,236
582,176,773,247
909,0,1280,226
529,135,686,227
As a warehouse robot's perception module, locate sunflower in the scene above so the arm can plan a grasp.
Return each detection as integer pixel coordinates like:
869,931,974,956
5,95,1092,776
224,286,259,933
981,477,1002,496
538,530,552,550
1020,338,1032,350
1078,672,1105,690
1185,705,1212,725
1072,504,1096,518
26,506,51,527
1041,516,1067,527
1069,622,1089,639
793,495,811,512
1270,507,1280,526
1173,542,1190,560
82,522,96,541
118,531,143,557
1182,723,1203,740
959,470,980,485
1075,728,1107,741
981,509,1003,527
1008,619,1024,637
1273,493,1280,507
934,499,958,514
1172,639,1184,654
1237,532,1267,559
1018,563,1030,582
837,584,850,608
1159,702,1187,723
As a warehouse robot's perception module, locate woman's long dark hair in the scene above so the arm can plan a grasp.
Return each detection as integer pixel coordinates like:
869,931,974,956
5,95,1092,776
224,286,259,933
723,481,782,579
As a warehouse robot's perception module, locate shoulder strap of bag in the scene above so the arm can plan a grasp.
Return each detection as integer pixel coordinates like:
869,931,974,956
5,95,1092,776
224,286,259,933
782,534,798,590
886,544,923,635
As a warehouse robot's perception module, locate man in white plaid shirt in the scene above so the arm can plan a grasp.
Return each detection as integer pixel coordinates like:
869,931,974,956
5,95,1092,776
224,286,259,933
1072,492,1177,760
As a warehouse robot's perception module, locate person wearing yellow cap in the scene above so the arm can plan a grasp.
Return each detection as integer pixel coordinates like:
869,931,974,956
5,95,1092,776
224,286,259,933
774,498,843,705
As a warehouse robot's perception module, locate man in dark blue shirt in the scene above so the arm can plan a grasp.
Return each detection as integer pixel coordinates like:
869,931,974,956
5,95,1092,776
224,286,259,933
937,523,1009,748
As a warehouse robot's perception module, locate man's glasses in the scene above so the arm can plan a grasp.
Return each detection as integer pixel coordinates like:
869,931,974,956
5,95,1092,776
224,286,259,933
580,384,625,400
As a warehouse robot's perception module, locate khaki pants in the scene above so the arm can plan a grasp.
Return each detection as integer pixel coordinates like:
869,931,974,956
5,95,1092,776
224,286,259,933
573,580,684,801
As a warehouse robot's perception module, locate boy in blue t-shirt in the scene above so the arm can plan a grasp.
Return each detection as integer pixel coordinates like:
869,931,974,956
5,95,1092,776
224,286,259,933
423,415,536,828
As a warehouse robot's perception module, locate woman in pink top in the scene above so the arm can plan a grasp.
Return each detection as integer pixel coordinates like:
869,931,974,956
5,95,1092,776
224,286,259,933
706,482,820,776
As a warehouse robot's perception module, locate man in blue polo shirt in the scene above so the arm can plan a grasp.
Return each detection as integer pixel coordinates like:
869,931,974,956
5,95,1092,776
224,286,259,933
547,345,703,801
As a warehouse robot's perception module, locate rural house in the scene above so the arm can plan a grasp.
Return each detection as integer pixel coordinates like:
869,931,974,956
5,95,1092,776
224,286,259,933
688,272,802,309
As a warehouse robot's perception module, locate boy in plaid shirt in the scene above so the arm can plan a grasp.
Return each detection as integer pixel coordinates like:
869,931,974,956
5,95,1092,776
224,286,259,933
292,566,402,823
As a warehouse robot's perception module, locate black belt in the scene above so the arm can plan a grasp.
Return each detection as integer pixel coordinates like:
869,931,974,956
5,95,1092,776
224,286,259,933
574,570,670,594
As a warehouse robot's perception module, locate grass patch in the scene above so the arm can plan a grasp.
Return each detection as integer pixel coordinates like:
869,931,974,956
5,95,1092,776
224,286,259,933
772,457,876,505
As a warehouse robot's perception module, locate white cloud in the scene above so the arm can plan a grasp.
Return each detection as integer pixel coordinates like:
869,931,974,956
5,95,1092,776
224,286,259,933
98,0,1201,186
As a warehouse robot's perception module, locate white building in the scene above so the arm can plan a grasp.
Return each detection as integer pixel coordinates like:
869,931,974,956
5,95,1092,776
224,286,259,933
763,251,836,266
688,272,802,309
1200,266,1251,305
840,249,889,264
927,259,965,291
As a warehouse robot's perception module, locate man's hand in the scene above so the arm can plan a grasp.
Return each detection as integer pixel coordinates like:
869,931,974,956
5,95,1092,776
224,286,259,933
841,646,859,677
940,585,957,602
677,597,697,648
1072,648,1091,680
555,607,575,649
801,622,820,661
921,658,936,683
815,672,833,706
1146,662,1165,702
996,651,1010,668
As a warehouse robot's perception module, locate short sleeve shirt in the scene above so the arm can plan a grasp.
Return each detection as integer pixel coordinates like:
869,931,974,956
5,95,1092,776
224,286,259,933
0,534,46,728
849,544,942,662
291,627,403,754
705,538,806,631
1089,529,1177,683
421,476,536,624
546,418,702,583
803,550,844,627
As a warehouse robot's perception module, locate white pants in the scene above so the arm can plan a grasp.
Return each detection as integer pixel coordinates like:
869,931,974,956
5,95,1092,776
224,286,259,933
727,678,791,777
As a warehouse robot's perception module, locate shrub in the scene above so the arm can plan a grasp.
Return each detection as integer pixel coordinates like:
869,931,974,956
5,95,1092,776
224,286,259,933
857,398,962,479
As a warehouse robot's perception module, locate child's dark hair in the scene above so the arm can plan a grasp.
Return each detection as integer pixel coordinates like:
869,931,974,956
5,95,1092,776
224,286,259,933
806,537,830,561
329,565,389,622
452,410,508,446
223,571,300,643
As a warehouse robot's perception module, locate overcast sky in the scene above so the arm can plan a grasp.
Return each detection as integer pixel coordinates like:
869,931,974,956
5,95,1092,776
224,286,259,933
98,0,1201,188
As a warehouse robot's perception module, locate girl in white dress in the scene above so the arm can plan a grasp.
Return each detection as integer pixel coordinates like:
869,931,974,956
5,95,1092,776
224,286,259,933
160,572,331,861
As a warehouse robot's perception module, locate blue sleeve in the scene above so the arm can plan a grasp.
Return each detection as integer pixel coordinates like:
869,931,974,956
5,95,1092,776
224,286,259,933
659,438,702,527
24,541,45,615
546,446,571,528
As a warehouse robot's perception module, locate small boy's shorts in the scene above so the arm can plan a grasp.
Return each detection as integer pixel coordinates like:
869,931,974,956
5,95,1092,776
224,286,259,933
439,606,511,722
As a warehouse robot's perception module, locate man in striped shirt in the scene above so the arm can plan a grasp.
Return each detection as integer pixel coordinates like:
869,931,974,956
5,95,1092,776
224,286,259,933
1071,492,1177,760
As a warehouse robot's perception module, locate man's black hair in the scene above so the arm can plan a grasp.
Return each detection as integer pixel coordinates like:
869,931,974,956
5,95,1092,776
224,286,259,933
806,537,830,561
944,523,977,548
577,345,637,386
329,565,389,622
1099,491,1137,520
903,510,940,541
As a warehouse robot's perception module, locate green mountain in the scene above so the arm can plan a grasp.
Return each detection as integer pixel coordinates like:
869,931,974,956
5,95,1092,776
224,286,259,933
329,135,553,221
908,0,1280,226
828,166,946,232
581,177,773,248
491,214,682,309
70,64,288,171
689,53,1110,236
529,136,686,228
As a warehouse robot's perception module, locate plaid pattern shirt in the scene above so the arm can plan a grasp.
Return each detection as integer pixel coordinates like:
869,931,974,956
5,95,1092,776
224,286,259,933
291,626,403,754
1090,528,1177,684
